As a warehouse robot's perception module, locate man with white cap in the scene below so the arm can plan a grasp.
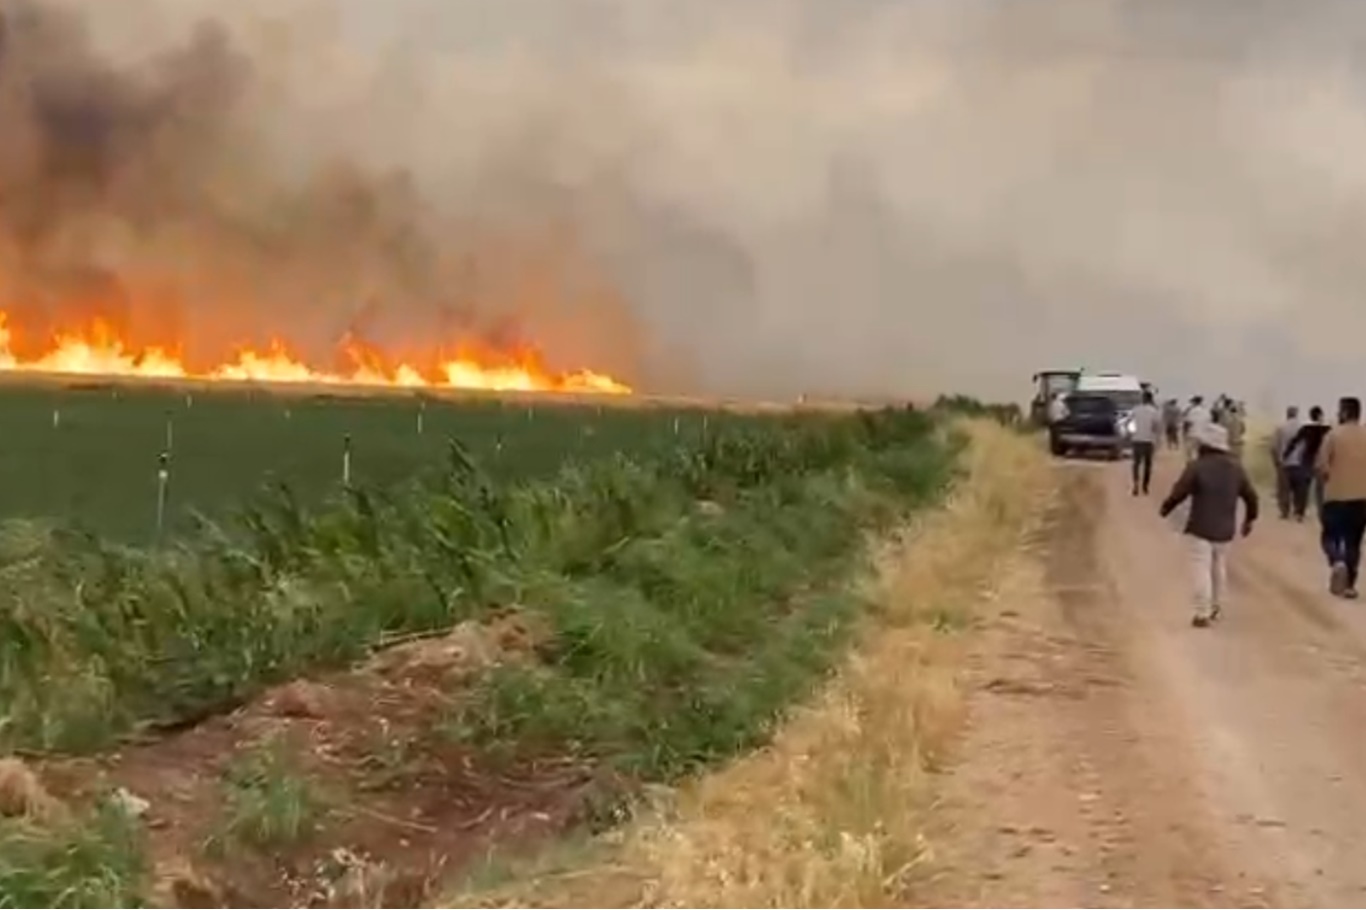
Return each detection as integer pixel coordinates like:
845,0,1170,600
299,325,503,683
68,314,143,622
1160,422,1260,627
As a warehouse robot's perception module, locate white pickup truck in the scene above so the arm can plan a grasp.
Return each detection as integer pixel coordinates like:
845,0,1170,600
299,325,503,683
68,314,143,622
1049,372,1148,458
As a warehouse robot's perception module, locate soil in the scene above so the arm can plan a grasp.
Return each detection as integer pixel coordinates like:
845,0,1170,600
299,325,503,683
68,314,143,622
920,453,1366,907
27,611,611,908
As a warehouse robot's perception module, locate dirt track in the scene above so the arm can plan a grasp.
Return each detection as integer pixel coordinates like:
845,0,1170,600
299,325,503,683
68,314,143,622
922,452,1366,908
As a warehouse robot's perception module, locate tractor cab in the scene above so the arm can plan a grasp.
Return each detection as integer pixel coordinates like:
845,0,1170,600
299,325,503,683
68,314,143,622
1030,369,1082,426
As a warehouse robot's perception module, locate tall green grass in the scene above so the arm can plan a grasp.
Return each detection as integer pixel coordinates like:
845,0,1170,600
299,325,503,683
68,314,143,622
0,405,963,908
0,407,957,763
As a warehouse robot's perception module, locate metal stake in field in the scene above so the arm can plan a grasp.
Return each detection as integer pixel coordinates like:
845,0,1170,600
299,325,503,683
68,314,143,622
52,407,60,429
342,433,353,488
185,393,193,409
417,400,426,435
155,451,171,540
164,409,174,452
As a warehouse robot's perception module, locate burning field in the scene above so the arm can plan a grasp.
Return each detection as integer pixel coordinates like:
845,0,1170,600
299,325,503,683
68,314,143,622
0,0,642,402
0,3,966,906
0,311,632,394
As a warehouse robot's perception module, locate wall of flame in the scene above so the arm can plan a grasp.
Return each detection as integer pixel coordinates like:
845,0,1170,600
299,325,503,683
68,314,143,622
0,312,631,394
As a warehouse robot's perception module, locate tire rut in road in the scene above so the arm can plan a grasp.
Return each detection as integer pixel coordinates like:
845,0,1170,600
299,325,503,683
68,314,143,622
1044,465,1253,908
921,463,1263,907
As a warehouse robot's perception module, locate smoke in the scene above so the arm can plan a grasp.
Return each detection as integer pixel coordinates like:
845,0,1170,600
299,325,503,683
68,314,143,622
6,0,1366,405
0,0,644,377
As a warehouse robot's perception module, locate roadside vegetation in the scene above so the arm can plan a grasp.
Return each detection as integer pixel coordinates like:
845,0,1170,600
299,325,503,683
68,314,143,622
452,417,1049,908
0,394,975,907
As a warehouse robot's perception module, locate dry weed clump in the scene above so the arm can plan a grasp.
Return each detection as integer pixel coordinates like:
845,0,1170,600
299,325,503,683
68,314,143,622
453,419,1050,908
1243,417,1277,493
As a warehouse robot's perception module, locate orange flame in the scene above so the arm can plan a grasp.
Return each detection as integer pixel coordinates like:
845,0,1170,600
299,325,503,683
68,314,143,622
0,313,632,395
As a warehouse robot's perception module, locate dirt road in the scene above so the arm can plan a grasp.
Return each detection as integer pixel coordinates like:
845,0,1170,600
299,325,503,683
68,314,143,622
922,453,1366,908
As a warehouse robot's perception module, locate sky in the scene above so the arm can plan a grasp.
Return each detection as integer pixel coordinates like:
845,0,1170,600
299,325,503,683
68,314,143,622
18,0,1366,408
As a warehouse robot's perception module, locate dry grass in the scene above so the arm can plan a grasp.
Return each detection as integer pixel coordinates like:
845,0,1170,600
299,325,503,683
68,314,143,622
449,419,1051,908
0,370,898,413
1243,418,1277,493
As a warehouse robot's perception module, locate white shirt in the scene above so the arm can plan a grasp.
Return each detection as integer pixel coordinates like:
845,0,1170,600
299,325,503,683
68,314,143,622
1129,403,1163,443
1272,418,1302,466
1184,404,1211,435
1047,395,1068,422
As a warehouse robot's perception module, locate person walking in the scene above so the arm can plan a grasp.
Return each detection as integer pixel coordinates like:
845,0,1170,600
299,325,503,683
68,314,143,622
1160,422,1259,627
1284,406,1330,521
1129,389,1162,495
1270,406,1302,519
1316,396,1366,598
1224,400,1247,460
1046,392,1068,454
1183,395,1211,462
1163,398,1182,450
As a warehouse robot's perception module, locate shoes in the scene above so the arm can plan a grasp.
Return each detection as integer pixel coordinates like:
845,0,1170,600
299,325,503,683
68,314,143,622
1331,562,1349,597
1191,614,1210,628
1210,604,1222,622
1347,589,1360,601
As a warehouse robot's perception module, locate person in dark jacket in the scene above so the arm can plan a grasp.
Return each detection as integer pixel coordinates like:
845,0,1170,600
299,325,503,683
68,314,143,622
1159,422,1260,627
1284,405,1331,521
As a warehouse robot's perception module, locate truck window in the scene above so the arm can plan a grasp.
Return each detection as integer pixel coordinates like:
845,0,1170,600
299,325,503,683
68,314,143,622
1065,394,1118,415
1042,374,1078,398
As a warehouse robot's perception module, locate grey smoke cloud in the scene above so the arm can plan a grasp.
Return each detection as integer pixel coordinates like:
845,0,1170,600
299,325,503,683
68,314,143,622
15,0,1366,406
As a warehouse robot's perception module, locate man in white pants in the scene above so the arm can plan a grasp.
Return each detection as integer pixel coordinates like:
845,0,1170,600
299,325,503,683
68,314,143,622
1159,423,1260,627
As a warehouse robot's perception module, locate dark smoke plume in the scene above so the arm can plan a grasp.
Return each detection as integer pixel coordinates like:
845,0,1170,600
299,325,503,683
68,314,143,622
8,0,1366,405
0,0,642,378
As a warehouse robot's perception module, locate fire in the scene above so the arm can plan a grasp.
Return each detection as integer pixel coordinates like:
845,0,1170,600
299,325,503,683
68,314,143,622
0,313,632,395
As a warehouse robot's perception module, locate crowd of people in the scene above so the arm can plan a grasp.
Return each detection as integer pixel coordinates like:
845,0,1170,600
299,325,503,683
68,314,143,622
1267,399,1366,604
1126,392,1248,501
1119,390,1366,628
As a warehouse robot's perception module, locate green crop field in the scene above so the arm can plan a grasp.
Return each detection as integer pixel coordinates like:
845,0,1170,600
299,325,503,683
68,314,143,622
0,381,979,908
0,384,756,542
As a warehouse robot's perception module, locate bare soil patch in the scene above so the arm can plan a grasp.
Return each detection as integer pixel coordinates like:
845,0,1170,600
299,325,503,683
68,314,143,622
26,611,608,908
